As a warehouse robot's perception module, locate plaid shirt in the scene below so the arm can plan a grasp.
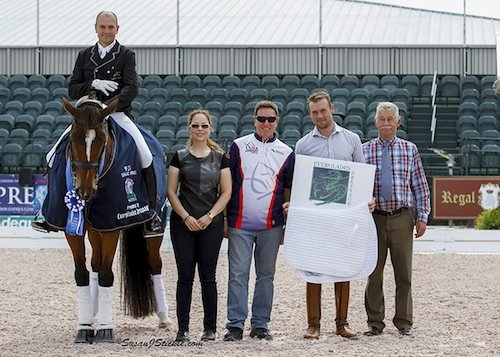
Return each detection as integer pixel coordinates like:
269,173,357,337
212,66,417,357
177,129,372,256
363,136,431,222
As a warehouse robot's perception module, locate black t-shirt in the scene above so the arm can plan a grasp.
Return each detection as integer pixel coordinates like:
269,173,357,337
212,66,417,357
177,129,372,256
170,149,230,219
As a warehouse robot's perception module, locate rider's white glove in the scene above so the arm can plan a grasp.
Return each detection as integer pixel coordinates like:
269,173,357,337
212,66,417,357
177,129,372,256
91,79,118,96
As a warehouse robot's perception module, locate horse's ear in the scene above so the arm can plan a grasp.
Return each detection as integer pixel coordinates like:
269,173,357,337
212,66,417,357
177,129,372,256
61,97,79,117
101,99,119,119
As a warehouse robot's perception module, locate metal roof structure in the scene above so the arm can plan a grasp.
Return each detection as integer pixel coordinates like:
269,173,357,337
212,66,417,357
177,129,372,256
1,0,499,47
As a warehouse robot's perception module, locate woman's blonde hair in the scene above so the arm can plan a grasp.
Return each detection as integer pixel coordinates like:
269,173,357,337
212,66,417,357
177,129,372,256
185,109,224,153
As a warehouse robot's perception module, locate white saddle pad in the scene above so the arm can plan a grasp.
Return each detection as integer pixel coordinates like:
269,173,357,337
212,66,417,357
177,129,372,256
284,203,377,283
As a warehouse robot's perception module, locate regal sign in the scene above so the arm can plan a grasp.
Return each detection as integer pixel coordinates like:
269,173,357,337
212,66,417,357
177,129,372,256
433,176,500,219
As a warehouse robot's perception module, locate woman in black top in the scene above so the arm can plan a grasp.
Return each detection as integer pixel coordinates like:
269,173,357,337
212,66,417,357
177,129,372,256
167,109,232,342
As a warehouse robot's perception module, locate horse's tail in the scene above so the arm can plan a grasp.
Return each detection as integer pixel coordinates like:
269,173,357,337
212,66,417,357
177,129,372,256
120,225,155,318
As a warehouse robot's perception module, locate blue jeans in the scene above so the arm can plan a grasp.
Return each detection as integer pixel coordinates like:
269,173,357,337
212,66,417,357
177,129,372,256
226,225,282,330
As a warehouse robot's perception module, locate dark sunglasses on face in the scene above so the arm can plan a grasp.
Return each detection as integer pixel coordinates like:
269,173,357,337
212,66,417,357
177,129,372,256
256,116,278,123
190,123,210,129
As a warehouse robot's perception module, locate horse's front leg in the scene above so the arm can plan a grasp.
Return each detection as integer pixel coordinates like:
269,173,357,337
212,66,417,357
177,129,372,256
65,233,94,343
91,231,119,343
146,236,173,329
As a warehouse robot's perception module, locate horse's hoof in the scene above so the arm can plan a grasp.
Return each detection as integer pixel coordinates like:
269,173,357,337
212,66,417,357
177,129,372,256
74,329,94,343
94,329,114,343
158,317,174,329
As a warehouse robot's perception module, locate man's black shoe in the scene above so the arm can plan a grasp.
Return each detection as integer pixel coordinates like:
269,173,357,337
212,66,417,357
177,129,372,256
398,327,413,336
250,327,273,340
144,215,164,238
31,219,58,233
363,326,382,336
223,327,243,341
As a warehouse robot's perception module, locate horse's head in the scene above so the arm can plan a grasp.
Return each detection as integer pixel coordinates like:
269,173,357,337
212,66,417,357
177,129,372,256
62,97,118,201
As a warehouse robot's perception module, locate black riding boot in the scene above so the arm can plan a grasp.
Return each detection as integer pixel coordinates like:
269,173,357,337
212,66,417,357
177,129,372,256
31,216,59,233
143,164,163,238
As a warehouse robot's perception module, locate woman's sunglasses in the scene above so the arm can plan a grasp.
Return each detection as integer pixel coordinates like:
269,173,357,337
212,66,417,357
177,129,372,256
190,123,210,129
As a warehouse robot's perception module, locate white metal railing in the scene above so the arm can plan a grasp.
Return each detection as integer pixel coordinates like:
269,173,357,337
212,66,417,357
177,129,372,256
430,71,438,143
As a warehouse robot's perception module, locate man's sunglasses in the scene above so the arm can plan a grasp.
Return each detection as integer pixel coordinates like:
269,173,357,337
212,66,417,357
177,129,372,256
190,123,210,129
256,116,278,123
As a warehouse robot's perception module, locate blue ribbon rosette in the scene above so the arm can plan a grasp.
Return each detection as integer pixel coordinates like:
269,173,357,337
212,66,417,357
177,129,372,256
65,160,85,236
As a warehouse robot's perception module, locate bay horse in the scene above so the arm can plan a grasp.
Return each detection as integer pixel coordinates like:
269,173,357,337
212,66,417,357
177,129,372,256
55,96,171,343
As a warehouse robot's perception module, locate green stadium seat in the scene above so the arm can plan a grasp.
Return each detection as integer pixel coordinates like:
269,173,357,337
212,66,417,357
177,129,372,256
183,101,202,115
142,75,162,91
381,75,399,92
401,75,420,97
163,75,182,90
340,75,359,91
182,75,201,91
202,75,221,93
241,75,261,92
149,88,168,106
31,128,52,147
54,114,71,130
300,75,320,92
331,88,350,105
142,102,162,119
250,88,269,102
44,100,64,117
24,101,44,117
229,88,248,103
460,76,480,91
31,87,51,105
9,128,30,146
0,114,15,131
223,101,243,117
23,143,46,170
14,114,35,132
7,75,28,92
137,115,156,133
1,143,23,172
478,115,497,134
460,88,480,106
280,114,301,132
164,102,183,117
270,88,288,108
205,101,224,119
28,74,47,90
260,75,279,92
281,75,300,94
211,88,229,105
361,75,380,91
157,115,177,132
156,128,176,148
320,75,340,92
190,88,209,105
35,114,55,131
5,100,24,117
222,76,241,91
12,88,31,103
440,75,460,97
47,75,66,92
51,87,69,101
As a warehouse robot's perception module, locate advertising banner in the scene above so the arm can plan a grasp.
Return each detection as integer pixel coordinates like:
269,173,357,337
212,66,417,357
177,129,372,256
0,174,47,219
432,176,500,219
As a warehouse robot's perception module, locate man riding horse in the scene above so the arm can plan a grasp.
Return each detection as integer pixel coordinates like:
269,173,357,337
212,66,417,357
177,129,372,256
32,10,162,238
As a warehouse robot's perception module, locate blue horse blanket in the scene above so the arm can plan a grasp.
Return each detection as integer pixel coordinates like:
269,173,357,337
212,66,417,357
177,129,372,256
42,118,167,232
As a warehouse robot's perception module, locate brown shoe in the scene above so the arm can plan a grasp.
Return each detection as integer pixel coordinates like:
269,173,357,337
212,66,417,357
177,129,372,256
303,326,320,340
336,323,358,339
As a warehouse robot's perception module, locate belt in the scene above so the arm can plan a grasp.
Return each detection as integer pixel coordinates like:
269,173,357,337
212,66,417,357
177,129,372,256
373,207,408,216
